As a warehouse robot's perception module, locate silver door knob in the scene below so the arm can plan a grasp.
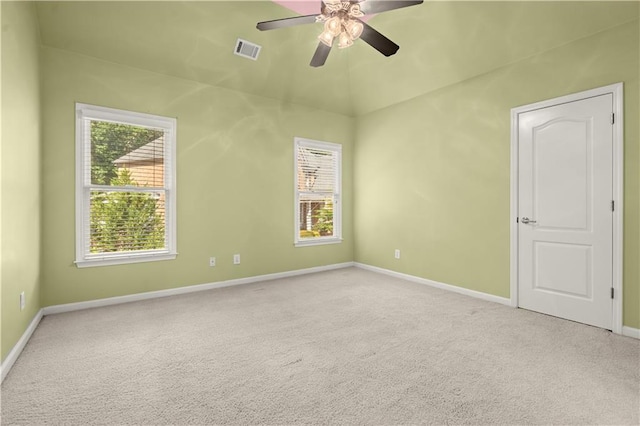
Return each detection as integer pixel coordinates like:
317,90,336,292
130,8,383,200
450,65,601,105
521,217,537,224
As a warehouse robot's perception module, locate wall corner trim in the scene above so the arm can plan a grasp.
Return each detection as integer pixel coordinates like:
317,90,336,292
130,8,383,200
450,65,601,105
1,309,44,383
622,326,640,339
354,262,511,306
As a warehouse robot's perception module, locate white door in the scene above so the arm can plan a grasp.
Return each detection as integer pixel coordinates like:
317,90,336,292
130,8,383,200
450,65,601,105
518,94,613,330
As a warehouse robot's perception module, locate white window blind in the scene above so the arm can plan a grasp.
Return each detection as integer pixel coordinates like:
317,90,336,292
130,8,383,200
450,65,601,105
75,103,177,267
294,138,342,246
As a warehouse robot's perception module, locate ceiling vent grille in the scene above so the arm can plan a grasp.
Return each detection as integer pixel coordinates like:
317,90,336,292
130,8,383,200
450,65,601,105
234,38,261,60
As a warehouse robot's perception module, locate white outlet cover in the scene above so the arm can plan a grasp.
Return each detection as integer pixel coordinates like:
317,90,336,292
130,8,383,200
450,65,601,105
233,254,241,265
394,249,400,259
20,291,25,310
209,257,216,267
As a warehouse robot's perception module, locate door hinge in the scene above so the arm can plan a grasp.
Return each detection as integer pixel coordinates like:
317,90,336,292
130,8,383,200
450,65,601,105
611,287,615,299
611,200,615,212
611,113,615,124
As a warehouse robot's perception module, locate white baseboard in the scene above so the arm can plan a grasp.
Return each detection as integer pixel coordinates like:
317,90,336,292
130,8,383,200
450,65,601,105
355,263,640,340
622,326,640,339
1,309,44,383
355,262,512,306
4,260,636,383
2,262,353,381
43,262,355,315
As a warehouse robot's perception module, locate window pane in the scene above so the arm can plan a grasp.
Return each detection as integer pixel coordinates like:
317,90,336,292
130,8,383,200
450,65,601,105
90,121,164,186
298,196,334,238
89,190,166,253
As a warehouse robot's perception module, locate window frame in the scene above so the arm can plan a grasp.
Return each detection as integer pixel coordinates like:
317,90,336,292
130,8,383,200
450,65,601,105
294,137,342,247
75,103,177,268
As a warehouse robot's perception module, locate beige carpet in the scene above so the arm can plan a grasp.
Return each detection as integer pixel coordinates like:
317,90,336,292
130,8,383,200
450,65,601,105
2,267,639,425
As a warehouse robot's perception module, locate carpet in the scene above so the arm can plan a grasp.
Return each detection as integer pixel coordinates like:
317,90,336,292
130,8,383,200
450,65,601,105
2,267,639,424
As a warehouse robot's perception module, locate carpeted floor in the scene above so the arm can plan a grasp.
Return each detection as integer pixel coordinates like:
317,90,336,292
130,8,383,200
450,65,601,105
2,267,639,425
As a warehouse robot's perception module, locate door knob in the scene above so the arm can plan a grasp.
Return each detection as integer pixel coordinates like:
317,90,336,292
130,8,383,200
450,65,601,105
521,217,537,224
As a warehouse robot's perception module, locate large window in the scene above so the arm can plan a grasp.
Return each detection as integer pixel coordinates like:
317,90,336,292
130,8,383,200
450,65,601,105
75,103,177,267
294,137,342,246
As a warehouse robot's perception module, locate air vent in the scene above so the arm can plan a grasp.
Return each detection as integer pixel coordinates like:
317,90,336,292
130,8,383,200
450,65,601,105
234,38,261,60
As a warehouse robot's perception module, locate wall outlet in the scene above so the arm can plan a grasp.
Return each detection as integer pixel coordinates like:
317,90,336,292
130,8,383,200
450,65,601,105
233,254,241,265
209,257,216,267
394,249,401,259
20,291,26,311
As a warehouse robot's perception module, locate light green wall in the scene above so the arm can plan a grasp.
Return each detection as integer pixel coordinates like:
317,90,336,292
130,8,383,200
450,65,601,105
40,47,354,306
354,20,640,328
3,1,639,364
1,2,42,362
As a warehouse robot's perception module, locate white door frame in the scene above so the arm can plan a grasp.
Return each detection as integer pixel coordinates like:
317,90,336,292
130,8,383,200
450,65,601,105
510,83,624,334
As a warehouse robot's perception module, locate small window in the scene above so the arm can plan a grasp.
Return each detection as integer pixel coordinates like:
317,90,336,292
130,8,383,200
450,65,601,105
75,103,177,267
294,137,342,246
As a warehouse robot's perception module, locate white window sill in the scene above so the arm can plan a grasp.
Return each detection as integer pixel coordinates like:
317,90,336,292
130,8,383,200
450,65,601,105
75,252,177,268
295,238,343,248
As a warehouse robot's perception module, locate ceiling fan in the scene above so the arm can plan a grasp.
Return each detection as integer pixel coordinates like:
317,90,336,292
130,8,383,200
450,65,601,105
256,0,424,67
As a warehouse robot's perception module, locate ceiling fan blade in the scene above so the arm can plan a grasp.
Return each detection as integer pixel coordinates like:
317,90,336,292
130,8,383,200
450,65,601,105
310,42,332,67
359,0,423,15
358,21,399,57
257,14,318,31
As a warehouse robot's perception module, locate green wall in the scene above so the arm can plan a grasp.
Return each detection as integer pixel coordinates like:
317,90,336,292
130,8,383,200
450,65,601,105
40,47,354,306
3,1,639,365
1,2,42,362
354,20,640,328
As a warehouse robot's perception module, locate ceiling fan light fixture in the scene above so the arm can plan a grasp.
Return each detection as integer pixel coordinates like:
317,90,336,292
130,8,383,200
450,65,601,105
318,29,335,47
337,31,353,49
344,19,363,40
315,1,366,50
325,16,342,36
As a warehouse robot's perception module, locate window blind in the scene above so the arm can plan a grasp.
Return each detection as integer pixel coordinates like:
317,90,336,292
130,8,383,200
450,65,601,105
295,139,341,244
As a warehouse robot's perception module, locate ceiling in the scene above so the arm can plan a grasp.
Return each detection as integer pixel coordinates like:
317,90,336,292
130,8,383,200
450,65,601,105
35,1,638,116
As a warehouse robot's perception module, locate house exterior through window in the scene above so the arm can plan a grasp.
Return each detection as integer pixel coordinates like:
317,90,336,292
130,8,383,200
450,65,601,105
294,137,342,246
75,103,177,267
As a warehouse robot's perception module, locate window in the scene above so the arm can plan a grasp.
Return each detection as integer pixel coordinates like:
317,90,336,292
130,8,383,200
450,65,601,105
294,137,342,246
75,103,177,267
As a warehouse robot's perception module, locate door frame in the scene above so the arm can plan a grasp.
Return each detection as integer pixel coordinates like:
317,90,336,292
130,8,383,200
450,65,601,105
509,83,624,334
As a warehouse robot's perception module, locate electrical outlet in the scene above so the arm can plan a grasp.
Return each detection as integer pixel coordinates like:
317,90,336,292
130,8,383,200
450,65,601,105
20,291,25,311
209,257,216,267
233,254,241,265
394,249,400,259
